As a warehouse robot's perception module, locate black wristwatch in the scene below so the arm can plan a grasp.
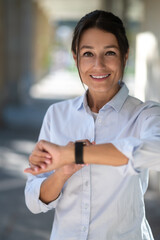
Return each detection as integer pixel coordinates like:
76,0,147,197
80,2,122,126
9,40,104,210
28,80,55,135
75,142,86,164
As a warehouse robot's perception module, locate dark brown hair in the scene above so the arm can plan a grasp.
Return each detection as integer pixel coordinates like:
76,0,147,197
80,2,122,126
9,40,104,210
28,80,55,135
71,10,129,78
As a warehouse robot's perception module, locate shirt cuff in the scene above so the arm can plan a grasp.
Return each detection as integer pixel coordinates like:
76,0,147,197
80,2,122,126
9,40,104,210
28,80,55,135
111,137,143,175
25,175,62,213
38,192,62,212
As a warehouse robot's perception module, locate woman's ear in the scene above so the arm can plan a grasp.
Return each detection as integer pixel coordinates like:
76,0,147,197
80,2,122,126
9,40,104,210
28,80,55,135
72,51,78,66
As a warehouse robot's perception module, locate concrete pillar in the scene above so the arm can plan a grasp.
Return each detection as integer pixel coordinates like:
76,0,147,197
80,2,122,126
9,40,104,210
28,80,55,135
32,3,53,83
134,0,160,191
102,0,129,22
0,0,52,109
4,0,34,104
0,1,5,124
135,0,160,102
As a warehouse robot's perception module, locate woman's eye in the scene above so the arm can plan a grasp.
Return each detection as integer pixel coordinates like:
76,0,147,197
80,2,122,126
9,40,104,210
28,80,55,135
83,52,93,57
105,51,116,56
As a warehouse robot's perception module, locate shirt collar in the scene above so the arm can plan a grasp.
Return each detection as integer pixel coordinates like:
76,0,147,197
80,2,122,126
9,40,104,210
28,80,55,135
75,91,88,111
106,82,129,112
75,82,129,112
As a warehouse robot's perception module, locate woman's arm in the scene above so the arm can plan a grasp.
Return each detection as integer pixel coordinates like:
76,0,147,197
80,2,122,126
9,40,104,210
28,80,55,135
25,141,90,204
83,143,128,165
24,140,129,175
39,163,84,204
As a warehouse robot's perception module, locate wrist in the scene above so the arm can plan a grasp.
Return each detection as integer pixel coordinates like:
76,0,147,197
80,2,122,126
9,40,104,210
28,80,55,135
54,169,70,183
61,144,75,165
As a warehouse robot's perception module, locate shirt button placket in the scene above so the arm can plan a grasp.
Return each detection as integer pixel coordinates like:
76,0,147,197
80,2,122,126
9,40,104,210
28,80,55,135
80,166,91,240
97,115,102,126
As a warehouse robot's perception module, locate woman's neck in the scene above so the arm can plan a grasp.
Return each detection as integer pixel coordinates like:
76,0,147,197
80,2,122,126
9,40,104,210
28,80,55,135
87,86,120,113
87,95,107,113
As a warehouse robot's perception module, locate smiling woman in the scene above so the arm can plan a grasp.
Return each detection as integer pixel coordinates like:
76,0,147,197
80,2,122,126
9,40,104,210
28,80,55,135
24,10,160,240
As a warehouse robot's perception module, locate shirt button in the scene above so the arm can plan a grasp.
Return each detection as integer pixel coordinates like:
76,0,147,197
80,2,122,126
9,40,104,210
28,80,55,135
85,181,88,187
85,204,88,209
83,226,87,232
97,118,102,124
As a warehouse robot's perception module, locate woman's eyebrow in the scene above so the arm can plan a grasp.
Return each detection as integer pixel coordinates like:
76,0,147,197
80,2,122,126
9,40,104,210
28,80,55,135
80,45,119,50
80,45,93,50
104,45,119,49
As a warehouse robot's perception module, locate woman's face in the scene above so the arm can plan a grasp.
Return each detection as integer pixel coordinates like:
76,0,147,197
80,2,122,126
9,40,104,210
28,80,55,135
73,28,128,99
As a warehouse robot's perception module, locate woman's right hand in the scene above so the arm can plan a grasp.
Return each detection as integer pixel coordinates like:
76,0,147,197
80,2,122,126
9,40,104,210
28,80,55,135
25,141,52,173
24,139,93,175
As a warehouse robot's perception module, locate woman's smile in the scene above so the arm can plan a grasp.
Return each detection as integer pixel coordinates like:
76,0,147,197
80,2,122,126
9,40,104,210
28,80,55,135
90,74,111,80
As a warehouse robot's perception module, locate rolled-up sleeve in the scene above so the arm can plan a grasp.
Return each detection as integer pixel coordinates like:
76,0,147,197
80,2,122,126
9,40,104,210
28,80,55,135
112,111,160,175
112,137,143,175
25,173,62,214
24,106,62,214
133,114,160,171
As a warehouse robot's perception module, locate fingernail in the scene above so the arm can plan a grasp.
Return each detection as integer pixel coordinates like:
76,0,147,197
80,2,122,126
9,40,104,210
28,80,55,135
41,165,46,169
45,159,51,164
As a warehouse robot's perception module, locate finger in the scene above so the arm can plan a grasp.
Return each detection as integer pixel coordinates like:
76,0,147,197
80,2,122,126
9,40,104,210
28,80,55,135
24,162,53,175
78,163,89,167
24,162,50,175
29,161,49,170
84,140,91,146
24,167,43,175
39,162,48,169
33,142,52,156
31,150,51,159
29,163,41,172
29,155,52,166
76,139,91,146
38,140,53,152
75,164,85,172
38,140,58,156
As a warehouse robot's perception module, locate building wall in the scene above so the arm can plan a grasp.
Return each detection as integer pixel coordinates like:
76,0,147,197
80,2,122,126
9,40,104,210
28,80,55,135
0,0,34,105
144,0,160,102
32,3,53,82
144,0,160,192
0,2,4,104
144,0,160,44
0,0,52,115
134,0,160,191
135,0,160,102
0,2,5,124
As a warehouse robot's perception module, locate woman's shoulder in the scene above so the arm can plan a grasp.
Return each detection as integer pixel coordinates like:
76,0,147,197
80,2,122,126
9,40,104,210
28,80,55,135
140,100,160,117
46,95,83,114
127,95,160,117
128,95,160,106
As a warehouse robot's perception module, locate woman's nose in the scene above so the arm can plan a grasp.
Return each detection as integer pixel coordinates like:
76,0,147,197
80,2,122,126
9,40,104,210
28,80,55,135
94,56,105,69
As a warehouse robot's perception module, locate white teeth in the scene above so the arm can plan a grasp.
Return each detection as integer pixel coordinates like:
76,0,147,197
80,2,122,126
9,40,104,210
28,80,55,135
91,74,110,79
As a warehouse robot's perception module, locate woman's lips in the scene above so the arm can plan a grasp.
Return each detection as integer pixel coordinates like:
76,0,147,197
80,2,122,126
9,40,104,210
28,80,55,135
90,74,111,80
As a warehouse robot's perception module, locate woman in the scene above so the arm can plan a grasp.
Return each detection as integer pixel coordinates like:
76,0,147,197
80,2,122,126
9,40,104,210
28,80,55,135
24,10,160,240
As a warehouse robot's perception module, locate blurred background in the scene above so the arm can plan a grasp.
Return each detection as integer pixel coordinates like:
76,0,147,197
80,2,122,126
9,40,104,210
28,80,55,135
0,0,160,239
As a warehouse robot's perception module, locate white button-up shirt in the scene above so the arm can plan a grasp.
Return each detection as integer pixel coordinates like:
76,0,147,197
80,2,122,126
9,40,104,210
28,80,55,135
25,83,160,240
